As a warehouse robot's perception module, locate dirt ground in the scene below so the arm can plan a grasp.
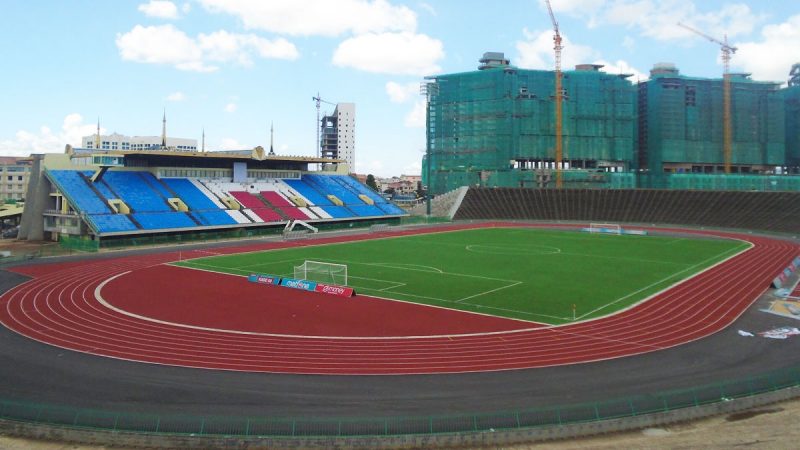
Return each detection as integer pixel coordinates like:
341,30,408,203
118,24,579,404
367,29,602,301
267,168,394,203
1,397,798,449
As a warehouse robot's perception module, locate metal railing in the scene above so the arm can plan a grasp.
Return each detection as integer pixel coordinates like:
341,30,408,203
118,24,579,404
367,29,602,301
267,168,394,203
1,363,799,438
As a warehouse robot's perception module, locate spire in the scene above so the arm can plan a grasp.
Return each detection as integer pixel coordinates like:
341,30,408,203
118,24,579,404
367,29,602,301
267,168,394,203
95,117,101,149
201,127,205,153
161,109,167,149
268,121,275,155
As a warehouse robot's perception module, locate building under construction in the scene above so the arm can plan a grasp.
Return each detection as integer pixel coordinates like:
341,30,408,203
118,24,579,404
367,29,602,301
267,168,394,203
423,52,800,195
423,53,637,194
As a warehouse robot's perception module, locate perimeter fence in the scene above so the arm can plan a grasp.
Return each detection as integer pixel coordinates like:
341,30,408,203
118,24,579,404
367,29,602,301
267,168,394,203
2,363,799,438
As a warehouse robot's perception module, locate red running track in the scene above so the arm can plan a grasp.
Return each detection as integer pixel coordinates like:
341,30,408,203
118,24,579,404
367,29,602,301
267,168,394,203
0,223,797,375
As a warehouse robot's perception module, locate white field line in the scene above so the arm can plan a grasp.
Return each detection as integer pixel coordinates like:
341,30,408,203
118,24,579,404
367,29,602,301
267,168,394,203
364,262,444,273
456,281,522,303
93,271,544,338
576,242,751,320
556,251,690,267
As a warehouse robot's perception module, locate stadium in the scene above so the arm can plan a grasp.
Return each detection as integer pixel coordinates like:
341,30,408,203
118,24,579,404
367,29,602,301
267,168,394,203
1,56,800,448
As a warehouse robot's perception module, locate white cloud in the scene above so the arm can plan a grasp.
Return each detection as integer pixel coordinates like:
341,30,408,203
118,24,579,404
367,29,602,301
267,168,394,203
224,103,237,113
604,1,763,42
359,160,385,174
622,35,635,51
116,25,299,72
166,91,186,101
385,81,419,103
138,0,179,19
0,114,101,156
419,2,437,16
597,59,648,81
538,0,605,17
333,32,443,75
198,31,299,66
181,2,191,14
219,138,245,149
199,0,416,37
516,28,599,70
734,15,800,84
404,99,426,128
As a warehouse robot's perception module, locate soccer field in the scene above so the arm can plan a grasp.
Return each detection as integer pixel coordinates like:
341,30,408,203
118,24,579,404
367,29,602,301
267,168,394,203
174,228,748,324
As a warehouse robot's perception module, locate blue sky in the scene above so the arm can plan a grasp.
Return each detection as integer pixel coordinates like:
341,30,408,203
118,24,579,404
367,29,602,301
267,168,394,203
1,0,798,177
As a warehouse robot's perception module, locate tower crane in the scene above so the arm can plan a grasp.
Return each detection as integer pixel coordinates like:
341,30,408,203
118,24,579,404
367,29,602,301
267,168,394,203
312,93,336,159
678,22,738,174
545,0,564,188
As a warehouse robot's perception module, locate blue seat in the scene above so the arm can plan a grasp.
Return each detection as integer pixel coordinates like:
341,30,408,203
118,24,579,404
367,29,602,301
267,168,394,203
132,212,196,229
321,206,355,219
284,179,333,205
192,210,237,226
304,174,363,204
104,171,171,212
333,176,387,204
88,214,139,233
48,170,111,214
348,204,386,217
163,178,222,211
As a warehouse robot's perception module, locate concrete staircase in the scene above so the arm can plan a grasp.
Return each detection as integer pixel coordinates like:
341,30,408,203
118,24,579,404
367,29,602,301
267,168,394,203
408,186,468,219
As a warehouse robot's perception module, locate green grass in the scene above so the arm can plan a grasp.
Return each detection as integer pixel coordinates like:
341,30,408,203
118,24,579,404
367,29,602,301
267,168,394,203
173,228,749,325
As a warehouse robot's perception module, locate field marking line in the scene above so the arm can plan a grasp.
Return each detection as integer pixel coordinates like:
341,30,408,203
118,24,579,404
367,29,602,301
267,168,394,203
363,262,444,273
555,251,691,267
355,287,569,322
330,258,522,284
465,244,562,256
576,242,752,320
456,281,522,303
93,271,546,339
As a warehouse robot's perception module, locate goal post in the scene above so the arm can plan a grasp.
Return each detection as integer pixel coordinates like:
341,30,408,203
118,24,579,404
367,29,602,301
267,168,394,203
293,260,348,286
589,223,622,234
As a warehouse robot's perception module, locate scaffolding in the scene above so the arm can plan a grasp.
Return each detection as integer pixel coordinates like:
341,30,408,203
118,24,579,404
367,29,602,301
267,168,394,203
425,59,636,195
639,67,785,173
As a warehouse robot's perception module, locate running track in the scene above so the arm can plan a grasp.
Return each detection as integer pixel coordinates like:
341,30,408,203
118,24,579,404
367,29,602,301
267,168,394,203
0,223,797,375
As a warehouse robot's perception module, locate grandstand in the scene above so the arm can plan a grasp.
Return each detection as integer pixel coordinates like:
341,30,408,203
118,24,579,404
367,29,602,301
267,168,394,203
19,148,406,245
453,187,800,234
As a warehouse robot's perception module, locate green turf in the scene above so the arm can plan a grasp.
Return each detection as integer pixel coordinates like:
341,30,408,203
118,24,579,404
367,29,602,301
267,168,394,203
173,228,748,325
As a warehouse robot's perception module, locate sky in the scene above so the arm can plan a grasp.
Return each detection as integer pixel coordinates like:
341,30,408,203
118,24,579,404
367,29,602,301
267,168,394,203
0,0,798,177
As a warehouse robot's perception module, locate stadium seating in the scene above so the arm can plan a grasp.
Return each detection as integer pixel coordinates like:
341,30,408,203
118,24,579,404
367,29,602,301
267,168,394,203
48,170,112,214
163,178,222,211
190,210,238,226
132,211,197,230
47,170,407,235
283,179,333,206
453,187,800,234
304,174,363,204
88,214,139,233
103,171,172,212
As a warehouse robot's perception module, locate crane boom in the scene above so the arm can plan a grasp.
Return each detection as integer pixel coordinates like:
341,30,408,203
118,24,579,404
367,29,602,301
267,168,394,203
678,22,736,174
545,0,564,188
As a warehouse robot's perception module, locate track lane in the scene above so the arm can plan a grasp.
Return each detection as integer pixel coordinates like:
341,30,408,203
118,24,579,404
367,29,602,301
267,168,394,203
0,224,796,374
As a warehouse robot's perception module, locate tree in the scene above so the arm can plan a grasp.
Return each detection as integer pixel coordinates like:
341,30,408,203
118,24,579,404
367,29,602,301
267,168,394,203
415,181,426,199
365,174,379,192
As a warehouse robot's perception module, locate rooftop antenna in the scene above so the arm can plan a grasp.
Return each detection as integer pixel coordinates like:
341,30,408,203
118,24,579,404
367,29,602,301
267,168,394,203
95,117,101,149
269,121,275,156
161,109,167,149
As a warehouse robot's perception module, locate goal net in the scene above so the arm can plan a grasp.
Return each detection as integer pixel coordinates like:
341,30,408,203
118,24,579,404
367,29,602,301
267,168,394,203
589,223,622,234
293,260,348,285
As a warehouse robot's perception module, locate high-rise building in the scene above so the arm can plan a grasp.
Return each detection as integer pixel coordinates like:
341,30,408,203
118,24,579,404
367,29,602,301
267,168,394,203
423,52,637,194
638,63,785,175
320,103,355,172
